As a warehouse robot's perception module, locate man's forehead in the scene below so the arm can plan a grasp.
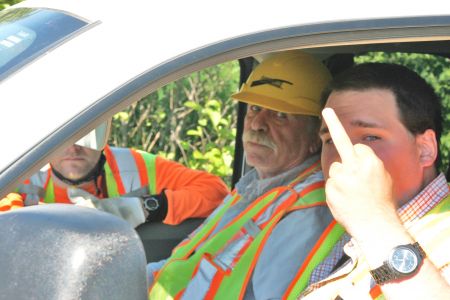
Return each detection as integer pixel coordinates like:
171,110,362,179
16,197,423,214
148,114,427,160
320,119,383,134
322,88,398,120
327,88,396,104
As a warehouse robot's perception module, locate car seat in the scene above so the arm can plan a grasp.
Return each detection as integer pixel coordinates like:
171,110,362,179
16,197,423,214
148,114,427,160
0,204,148,300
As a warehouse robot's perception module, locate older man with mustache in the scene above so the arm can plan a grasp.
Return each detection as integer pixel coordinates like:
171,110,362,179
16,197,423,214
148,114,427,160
147,51,337,299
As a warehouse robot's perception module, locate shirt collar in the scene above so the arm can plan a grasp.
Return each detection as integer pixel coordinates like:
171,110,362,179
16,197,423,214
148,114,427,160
397,172,449,226
235,154,320,201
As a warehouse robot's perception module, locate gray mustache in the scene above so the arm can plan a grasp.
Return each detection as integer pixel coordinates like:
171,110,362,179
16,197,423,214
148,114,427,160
242,131,277,150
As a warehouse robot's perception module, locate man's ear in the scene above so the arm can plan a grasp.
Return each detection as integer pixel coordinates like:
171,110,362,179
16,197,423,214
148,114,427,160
416,129,438,168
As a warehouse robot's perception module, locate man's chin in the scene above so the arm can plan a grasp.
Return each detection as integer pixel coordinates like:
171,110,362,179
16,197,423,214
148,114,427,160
245,154,273,168
244,143,276,155
62,170,88,181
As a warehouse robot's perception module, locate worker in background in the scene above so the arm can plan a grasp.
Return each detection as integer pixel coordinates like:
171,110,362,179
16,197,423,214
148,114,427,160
1,120,229,228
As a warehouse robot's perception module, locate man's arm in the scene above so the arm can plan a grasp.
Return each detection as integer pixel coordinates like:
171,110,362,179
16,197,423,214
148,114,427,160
322,108,450,299
154,156,230,225
352,215,449,299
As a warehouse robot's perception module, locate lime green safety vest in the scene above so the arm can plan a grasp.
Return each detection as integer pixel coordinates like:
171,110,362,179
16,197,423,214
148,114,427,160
149,161,345,299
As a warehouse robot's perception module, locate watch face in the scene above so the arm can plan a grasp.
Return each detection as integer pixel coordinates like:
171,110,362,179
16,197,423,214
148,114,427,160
144,197,159,211
390,246,418,274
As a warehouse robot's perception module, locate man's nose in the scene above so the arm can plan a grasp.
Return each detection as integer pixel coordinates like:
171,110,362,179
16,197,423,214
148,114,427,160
250,111,269,132
66,144,83,154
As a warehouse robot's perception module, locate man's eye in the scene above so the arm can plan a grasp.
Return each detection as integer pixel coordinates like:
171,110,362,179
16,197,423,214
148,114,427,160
275,111,287,119
324,138,334,145
363,135,380,142
250,105,261,112
320,136,334,145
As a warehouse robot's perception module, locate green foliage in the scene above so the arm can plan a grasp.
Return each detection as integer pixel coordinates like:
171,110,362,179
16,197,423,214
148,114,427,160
110,62,240,185
0,0,21,10
355,53,450,172
113,53,450,185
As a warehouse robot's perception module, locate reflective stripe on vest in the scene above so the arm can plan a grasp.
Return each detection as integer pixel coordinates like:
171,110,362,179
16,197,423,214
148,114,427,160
25,168,55,203
17,168,51,205
283,221,345,299
302,193,450,300
103,145,157,196
149,161,338,299
188,187,301,299
0,193,25,211
44,176,56,203
150,186,295,299
20,146,157,202
167,192,242,262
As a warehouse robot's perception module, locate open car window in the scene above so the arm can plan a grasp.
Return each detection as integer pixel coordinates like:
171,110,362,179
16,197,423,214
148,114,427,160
1,2,450,295
109,60,240,187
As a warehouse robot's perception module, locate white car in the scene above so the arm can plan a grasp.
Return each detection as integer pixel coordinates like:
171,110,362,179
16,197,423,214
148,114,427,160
0,0,449,299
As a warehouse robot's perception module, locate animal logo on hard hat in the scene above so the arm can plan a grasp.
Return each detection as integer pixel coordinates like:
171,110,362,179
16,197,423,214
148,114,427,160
250,76,293,89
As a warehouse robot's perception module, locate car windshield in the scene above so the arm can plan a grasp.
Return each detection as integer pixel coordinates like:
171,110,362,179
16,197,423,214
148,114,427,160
0,7,88,80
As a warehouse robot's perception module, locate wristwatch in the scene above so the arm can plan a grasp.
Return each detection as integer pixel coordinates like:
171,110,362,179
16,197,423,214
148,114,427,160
370,242,426,285
142,195,160,212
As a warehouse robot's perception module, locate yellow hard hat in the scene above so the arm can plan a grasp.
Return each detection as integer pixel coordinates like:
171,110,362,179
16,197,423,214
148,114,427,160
232,51,331,116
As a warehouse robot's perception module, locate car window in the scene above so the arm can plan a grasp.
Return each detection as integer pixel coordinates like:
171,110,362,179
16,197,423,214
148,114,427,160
109,60,240,186
0,7,88,80
1,1,449,271
107,48,450,185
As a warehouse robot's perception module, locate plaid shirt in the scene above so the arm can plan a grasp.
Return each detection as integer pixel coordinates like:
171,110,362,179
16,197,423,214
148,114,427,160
308,172,449,285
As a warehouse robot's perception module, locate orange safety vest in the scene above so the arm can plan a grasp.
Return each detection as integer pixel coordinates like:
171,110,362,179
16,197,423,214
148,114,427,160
19,145,157,204
0,193,24,211
299,193,450,300
149,161,345,299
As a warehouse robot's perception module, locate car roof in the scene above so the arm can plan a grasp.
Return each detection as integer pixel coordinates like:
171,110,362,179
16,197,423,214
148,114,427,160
0,0,449,195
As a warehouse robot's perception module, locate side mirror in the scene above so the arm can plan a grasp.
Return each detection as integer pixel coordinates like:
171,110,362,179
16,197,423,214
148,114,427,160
0,205,148,300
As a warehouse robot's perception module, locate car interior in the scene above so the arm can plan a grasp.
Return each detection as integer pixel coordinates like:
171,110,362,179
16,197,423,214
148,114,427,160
133,39,450,262
1,6,449,298
3,14,449,263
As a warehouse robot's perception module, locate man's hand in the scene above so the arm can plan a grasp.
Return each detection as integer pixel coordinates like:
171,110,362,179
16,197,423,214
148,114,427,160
0,193,24,212
68,188,146,228
322,108,399,241
321,108,450,300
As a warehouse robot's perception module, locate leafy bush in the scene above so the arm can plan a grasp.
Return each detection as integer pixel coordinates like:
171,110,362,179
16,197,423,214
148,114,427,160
109,62,240,186
113,53,450,186
0,0,21,10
